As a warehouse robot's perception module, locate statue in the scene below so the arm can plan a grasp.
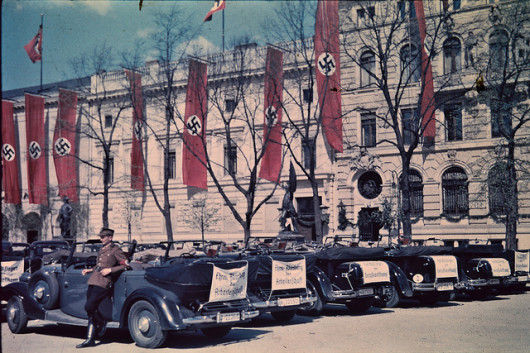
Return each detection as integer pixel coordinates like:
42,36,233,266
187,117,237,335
279,162,299,233
58,196,73,237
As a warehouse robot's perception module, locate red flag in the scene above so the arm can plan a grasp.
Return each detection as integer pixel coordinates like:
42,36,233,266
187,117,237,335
182,60,208,189
204,0,225,22
53,89,78,202
25,93,47,205
2,100,21,204
315,0,343,153
259,47,284,183
415,1,436,145
125,70,145,191
24,26,42,63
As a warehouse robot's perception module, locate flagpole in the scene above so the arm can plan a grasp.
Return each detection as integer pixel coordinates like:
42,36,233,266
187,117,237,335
222,5,225,52
40,14,43,92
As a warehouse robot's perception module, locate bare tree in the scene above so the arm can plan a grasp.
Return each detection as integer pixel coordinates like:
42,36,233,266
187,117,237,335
180,193,221,248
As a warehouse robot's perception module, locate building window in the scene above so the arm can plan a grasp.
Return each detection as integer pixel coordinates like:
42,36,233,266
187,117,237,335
443,37,462,75
357,6,375,26
107,156,114,184
302,139,315,170
488,162,508,215
105,114,113,128
360,50,376,87
442,166,469,217
489,29,509,70
224,141,237,175
401,109,416,145
453,0,461,11
491,101,512,138
408,170,424,217
400,44,421,83
361,113,377,147
445,104,463,141
168,150,176,179
225,99,236,113
303,89,313,103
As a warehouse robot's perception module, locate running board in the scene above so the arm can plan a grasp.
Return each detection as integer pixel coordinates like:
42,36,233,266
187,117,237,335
44,310,119,328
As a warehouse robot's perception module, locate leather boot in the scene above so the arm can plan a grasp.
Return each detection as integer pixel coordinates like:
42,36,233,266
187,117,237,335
76,321,96,348
93,311,107,338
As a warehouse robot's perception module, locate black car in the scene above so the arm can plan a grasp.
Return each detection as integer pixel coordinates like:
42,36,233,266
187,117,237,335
3,240,259,348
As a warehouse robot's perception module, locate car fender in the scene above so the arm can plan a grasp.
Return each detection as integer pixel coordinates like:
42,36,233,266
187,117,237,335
1,282,45,320
308,267,334,302
386,261,413,297
120,287,184,330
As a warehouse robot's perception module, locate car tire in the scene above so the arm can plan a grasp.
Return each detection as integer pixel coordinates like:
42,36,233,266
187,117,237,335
6,296,28,334
346,297,374,313
297,280,323,316
201,325,232,339
128,300,167,348
382,285,400,308
28,269,59,310
271,309,296,322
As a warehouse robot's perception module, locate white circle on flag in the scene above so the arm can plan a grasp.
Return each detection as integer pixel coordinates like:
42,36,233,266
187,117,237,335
134,121,143,141
266,106,278,127
54,137,71,156
317,52,337,77
2,144,16,162
28,141,42,159
186,115,202,136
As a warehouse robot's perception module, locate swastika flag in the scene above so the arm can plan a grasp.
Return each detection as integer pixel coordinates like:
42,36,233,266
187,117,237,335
25,93,47,205
24,26,42,63
2,100,21,204
204,0,225,22
125,70,145,191
53,89,78,202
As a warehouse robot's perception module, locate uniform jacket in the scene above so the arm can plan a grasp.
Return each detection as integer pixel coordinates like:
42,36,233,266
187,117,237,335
87,242,127,288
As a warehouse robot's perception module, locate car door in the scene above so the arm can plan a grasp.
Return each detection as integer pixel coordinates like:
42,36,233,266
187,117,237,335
60,258,93,318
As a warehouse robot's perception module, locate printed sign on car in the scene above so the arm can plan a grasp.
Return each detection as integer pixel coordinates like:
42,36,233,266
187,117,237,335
481,258,511,277
271,259,306,290
515,251,529,273
209,264,248,302
1,260,24,286
356,261,390,284
430,255,459,279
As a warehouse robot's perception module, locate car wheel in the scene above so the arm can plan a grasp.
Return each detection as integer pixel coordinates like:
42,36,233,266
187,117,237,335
346,297,374,313
128,300,167,348
382,285,400,308
271,309,296,322
7,296,28,334
201,325,232,339
297,280,323,316
28,269,59,310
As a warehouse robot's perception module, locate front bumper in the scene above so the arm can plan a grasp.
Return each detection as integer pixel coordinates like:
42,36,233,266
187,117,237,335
412,281,456,292
252,293,317,310
329,286,376,300
182,309,260,325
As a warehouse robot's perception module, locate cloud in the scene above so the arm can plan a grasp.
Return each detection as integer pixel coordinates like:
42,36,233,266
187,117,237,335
182,36,220,57
81,0,112,16
137,27,154,39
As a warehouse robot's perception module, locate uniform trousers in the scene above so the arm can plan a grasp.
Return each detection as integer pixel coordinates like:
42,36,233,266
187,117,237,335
85,285,111,319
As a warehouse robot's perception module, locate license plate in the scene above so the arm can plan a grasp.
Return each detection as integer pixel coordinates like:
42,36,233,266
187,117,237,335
278,297,300,307
358,288,374,296
217,312,240,323
518,275,528,282
489,279,500,285
436,282,454,291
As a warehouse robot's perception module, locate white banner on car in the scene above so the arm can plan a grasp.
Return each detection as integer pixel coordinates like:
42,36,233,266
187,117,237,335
209,264,248,302
430,255,459,279
271,259,306,290
356,261,390,284
1,260,24,287
481,258,511,277
514,251,529,272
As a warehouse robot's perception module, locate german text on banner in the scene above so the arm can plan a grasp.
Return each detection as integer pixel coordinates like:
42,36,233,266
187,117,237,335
182,60,208,189
2,100,21,204
125,70,145,191
271,259,306,290
53,89,78,202
315,0,343,153
259,47,284,183
209,264,248,302
414,1,436,145
25,93,47,205
204,0,225,22
24,26,42,63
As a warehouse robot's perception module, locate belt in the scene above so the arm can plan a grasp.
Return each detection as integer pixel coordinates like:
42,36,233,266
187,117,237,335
95,266,102,271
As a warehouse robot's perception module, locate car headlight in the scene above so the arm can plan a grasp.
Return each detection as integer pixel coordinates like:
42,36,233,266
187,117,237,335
413,274,424,283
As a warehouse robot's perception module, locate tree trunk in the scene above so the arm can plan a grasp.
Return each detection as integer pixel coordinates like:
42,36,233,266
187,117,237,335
399,158,412,244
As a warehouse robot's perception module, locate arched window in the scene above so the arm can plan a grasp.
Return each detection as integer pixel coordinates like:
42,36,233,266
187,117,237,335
442,167,469,216
489,29,509,70
400,44,421,83
443,37,462,74
360,50,375,87
488,163,508,215
409,170,424,217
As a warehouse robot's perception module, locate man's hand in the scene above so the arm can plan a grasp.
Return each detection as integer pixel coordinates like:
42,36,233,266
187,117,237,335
100,268,112,276
81,268,93,276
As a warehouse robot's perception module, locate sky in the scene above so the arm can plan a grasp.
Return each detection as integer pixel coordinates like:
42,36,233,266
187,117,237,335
2,0,315,92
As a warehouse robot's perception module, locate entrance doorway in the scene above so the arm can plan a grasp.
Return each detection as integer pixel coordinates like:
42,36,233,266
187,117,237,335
358,207,382,242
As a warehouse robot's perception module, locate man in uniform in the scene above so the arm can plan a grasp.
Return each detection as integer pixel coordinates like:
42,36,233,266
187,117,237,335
76,228,127,348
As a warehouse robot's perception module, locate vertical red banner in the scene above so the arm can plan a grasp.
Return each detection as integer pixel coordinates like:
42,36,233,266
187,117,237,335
259,47,284,183
182,60,208,189
25,93,47,205
53,89,78,202
315,0,343,153
125,70,145,191
2,100,21,204
415,1,436,144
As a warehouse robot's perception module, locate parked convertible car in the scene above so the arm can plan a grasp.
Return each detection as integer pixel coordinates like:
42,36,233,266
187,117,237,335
497,249,529,293
3,240,259,348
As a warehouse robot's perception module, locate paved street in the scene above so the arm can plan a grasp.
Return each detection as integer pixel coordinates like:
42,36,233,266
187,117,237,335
2,291,529,353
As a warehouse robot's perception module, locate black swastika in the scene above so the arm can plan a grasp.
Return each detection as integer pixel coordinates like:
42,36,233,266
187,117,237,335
266,106,277,127
187,115,202,136
134,121,143,140
318,53,336,76
55,138,71,156
3,144,15,161
29,141,42,159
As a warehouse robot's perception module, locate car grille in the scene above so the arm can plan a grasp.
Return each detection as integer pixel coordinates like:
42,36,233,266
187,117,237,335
200,298,251,313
